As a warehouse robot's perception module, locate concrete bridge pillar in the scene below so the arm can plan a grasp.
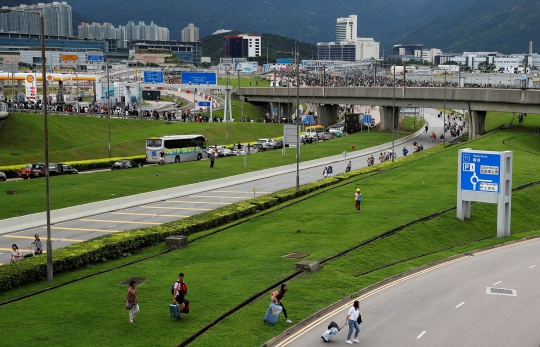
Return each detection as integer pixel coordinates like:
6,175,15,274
0,80,4,101
470,110,486,138
380,106,400,132
315,104,339,126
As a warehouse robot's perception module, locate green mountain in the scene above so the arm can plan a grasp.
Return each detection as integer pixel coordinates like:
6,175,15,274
64,0,539,54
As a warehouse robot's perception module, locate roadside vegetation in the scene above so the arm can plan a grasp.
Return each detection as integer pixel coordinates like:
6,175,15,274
0,113,538,346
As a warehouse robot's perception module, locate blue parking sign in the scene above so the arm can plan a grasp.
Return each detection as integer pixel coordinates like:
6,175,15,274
460,151,501,193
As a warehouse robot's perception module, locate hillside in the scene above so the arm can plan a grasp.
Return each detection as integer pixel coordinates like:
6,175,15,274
200,31,317,64
50,0,540,54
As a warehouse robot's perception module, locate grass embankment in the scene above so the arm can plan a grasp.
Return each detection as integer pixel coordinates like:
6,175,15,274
217,76,270,88
0,115,539,346
0,113,283,165
0,129,406,220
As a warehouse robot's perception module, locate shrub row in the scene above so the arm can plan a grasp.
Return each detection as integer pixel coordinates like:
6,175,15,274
0,155,146,179
0,144,447,292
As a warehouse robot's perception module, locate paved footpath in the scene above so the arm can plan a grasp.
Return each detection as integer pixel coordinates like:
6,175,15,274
0,110,445,264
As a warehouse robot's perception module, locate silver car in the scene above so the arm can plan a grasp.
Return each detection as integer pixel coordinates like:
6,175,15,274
0,171,6,182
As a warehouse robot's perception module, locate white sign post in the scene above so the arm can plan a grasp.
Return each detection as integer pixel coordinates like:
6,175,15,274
457,149,513,238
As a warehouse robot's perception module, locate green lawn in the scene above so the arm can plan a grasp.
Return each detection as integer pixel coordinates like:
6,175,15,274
0,126,539,347
0,127,406,219
0,113,282,165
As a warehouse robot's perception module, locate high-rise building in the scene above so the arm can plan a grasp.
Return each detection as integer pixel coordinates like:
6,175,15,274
336,15,357,43
182,23,199,42
79,21,169,41
0,2,73,37
224,34,261,58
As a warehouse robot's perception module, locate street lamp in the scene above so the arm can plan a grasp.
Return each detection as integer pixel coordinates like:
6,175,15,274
277,50,300,193
0,8,52,282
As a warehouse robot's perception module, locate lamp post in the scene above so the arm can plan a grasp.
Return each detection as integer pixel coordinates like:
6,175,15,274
1,8,52,282
443,71,447,148
106,60,111,157
277,50,300,192
391,66,396,163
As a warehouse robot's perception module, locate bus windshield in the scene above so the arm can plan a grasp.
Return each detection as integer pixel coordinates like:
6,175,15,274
146,139,162,147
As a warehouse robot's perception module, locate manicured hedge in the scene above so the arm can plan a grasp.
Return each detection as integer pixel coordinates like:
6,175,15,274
0,155,146,178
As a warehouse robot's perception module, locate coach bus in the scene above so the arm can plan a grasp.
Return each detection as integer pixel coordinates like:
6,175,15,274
146,135,209,164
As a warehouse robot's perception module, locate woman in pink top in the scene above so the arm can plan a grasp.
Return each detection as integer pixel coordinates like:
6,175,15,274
10,244,23,263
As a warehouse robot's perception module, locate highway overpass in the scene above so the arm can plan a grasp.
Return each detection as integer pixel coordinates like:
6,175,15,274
239,86,540,138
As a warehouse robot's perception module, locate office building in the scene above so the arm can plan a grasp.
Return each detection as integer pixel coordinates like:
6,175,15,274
224,34,261,58
317,42,357,62
422,48,442,65
389,44,424,62
182,23,199,42
336,15,357,43
0,2,73,37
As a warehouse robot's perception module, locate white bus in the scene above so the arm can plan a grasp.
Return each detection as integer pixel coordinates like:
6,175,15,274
146,135,209,164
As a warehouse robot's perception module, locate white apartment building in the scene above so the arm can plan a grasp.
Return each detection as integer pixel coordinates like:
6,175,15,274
182,23,199,42
336,15,357,43
0,2,73,36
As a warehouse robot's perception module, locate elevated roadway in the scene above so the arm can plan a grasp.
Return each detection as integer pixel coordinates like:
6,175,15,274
239,86,540,137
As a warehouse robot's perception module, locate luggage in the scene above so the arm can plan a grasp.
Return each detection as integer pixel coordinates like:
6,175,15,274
321,321,342,342
182,300,190,314
263,302,282,325
23,254,33,259
170,303,180,319
321,327,339,342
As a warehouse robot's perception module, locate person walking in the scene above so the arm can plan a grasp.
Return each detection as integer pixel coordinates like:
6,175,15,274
345,300,361,344
10,244,23,263
273,283,292,323
29,234,43,255
346,161,352,172
126,280,140,324
209,151,216,168
323,167,328,179
354,189,362,213
159,150,165,166
402,147,408,157
172,273,188,320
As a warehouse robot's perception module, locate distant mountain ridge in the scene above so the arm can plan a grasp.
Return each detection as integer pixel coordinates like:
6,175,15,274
64,0,539,54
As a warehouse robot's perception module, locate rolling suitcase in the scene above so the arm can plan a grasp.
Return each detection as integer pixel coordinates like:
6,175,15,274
263,302,282,325
182,300,190,314
321,321,343,342
170,303,181,319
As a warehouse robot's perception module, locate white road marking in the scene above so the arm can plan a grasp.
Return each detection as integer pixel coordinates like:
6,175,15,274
417,331,426,339
493,281,502,285
456,302,465,308
529,265,536,268
107,225,117,229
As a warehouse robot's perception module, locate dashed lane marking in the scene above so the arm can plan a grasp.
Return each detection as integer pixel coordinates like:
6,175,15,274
79,218,162,225
456,302,465,308
189,195,255,199
50,226,119,233
211,190,272,194
165,200,231,205
139,206,212,211
112,212,189,218
417,331,426,339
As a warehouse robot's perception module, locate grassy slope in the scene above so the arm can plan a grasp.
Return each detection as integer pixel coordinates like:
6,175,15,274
0,117,539,346
0,113,279,165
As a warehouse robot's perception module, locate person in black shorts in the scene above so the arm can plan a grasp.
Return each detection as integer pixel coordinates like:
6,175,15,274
172,273,188,320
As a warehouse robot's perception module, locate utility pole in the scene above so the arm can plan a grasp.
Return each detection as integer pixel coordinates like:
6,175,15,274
391,66,396,163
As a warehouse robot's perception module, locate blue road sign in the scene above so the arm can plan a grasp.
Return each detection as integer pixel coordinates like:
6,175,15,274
181,72,217,85
144,71,164,83
87,55,103,62
197,101,211,107
460,151,501,193
361,115,372,124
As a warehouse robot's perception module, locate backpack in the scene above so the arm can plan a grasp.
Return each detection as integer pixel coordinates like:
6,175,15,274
171,281,188,296
270,290,280,301
356,194,362,202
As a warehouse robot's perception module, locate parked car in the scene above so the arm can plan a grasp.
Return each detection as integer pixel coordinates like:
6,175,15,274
252,143,265,152
218,148,235,157
111,160,140,170
262,142,275,150
274,140,285,149
0,171,6,182
49,163,79,176
320,132,334,140
17,163,46,179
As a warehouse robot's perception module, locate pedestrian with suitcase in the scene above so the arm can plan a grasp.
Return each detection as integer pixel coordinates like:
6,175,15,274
171,273,188,320
344,300,361,344
272,283,292,323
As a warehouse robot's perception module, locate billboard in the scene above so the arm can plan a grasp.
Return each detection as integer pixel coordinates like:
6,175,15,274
181,72,217,85
87,53,104,63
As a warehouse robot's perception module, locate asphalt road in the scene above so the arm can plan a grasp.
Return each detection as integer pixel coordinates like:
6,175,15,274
273,238,540,347
0,108,446,264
